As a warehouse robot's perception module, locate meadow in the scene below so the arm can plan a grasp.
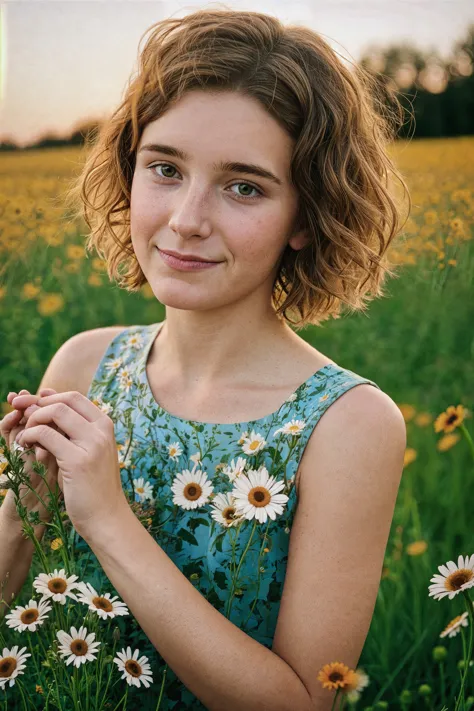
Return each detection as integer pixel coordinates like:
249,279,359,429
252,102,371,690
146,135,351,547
0,136,473,709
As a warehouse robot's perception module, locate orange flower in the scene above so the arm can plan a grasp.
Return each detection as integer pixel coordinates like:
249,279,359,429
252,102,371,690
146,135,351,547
434,405,466,434
437,433,461,452
317,661,357,690
406,540,428,556
403,448,417,467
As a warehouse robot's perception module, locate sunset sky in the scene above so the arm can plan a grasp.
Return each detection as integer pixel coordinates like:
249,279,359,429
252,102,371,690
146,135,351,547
1,0,473,147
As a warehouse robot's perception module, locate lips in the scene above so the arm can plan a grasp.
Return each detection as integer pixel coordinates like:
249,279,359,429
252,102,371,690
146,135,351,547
159,249,218,263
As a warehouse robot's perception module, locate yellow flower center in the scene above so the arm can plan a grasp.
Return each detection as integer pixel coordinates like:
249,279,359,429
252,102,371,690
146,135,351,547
125,660,142,677
184,483,202,501
92,596,114,612
0,657,17,678
447,568,473,591
222,506,237,522
48,578,67,594
248,487,271,508
70,640,89,656
21,608,39,624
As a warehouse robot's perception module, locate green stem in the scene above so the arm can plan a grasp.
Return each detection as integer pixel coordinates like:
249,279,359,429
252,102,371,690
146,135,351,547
454,592,474,711
15,678,30,711
440,660,446,706
330,689,340,711
225,518,258,620
460,424,474,462
111,687,128,711
155,665,168,710
72,665,82,711
98,638,118,711
242,519,271,630
26,634,42,684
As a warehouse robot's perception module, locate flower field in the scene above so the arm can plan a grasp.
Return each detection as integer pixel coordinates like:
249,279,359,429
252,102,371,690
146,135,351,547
0,136,473,709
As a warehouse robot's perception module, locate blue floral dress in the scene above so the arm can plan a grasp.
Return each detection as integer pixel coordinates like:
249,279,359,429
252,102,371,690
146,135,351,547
85,321,381,709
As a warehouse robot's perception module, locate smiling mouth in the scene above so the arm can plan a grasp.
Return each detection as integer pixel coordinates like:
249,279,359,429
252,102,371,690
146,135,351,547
157,248,223,271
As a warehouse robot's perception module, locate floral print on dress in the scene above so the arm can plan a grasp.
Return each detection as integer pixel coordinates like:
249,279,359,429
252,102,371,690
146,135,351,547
83,321,381,710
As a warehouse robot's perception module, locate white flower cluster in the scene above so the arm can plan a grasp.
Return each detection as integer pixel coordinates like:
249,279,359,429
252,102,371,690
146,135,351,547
1,568,153,689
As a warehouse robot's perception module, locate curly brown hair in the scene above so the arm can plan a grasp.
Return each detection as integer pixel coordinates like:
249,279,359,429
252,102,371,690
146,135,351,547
65,6,411,329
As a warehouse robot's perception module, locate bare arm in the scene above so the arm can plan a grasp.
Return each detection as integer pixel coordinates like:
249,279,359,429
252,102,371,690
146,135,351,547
0,327,119,617
0,508,46,618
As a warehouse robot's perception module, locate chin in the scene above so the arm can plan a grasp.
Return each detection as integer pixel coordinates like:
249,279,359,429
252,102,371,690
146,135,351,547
148,282,223,310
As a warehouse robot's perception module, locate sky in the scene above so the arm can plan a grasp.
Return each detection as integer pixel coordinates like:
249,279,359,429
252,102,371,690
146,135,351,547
1,0,473,147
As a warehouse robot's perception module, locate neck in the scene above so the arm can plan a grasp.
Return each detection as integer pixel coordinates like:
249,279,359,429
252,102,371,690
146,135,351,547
151,305,293,389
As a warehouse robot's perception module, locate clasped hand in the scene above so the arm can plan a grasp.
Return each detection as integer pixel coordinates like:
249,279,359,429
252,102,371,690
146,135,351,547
13,391,128,540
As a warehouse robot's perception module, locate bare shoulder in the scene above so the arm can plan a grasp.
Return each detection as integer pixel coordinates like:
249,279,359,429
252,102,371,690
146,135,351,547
37,326,128,397
272,384,406,708
295,383,406,496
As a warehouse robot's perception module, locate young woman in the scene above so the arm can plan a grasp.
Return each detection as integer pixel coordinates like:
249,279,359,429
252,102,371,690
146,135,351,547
1,8,409,710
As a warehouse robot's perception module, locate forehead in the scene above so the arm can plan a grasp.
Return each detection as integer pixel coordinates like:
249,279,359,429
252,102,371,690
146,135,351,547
138,90,294,169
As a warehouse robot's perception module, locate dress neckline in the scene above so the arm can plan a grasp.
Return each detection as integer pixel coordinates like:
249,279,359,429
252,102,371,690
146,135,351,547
137,321,339,429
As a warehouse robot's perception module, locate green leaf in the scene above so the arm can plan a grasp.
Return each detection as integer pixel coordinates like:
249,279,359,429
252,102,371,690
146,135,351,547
177,528,199,546
214,570,228,590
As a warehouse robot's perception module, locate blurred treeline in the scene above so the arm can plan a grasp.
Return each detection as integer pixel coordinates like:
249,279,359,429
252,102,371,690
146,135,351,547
1,23,473,151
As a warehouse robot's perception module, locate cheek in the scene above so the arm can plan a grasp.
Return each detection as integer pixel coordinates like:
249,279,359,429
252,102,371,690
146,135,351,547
233,218,284,265
130,177,166,230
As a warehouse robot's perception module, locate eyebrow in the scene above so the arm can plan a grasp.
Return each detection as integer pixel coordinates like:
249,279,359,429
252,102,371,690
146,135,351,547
138,143,283,187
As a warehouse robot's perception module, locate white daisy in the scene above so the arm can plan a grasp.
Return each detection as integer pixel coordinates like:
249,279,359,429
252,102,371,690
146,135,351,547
440,611,469,638
345,668,370,703
273,419,306,437
114,646,154,688
0,646,31,689
33,568,81,605
126,333,145,351
210,492,245,528
56,626,101,668
231,465,289,524
240,430,267,456
133,477,154,502
117,438,133,467
91,397,113,416
171,468,214,510
118,368,134,394
237,431,249,445
168,441,183,460
104,357,124,373
5,598,52,633
76,582,130,620
189,451,201,464
222,457,247,483
428,554,474,600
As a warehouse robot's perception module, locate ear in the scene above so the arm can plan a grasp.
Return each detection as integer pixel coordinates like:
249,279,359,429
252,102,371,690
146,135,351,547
288,228,311,251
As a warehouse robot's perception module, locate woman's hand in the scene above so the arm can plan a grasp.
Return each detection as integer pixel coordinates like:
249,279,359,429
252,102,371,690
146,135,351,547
14,391,129,540
0,389,60,533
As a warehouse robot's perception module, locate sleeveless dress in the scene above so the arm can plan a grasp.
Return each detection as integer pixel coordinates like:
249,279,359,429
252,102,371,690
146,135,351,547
83,321,381,710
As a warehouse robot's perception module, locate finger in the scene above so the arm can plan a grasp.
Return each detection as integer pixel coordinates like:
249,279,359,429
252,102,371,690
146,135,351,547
0,409,23,430
35,391,104,425
10,389,57,410
11,394,41,409
22,402,97,444
16,422,76,463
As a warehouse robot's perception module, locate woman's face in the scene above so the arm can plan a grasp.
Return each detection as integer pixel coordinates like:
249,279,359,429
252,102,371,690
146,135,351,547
131,89,308,313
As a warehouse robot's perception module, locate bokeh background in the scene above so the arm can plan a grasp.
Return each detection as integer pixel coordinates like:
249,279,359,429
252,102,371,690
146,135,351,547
1,1,474,708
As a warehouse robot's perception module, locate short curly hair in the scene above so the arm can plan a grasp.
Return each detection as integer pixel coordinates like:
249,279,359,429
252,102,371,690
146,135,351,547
65,6,411,329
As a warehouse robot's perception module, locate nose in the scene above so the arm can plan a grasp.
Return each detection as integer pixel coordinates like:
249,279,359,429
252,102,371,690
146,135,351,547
168,183,212,239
